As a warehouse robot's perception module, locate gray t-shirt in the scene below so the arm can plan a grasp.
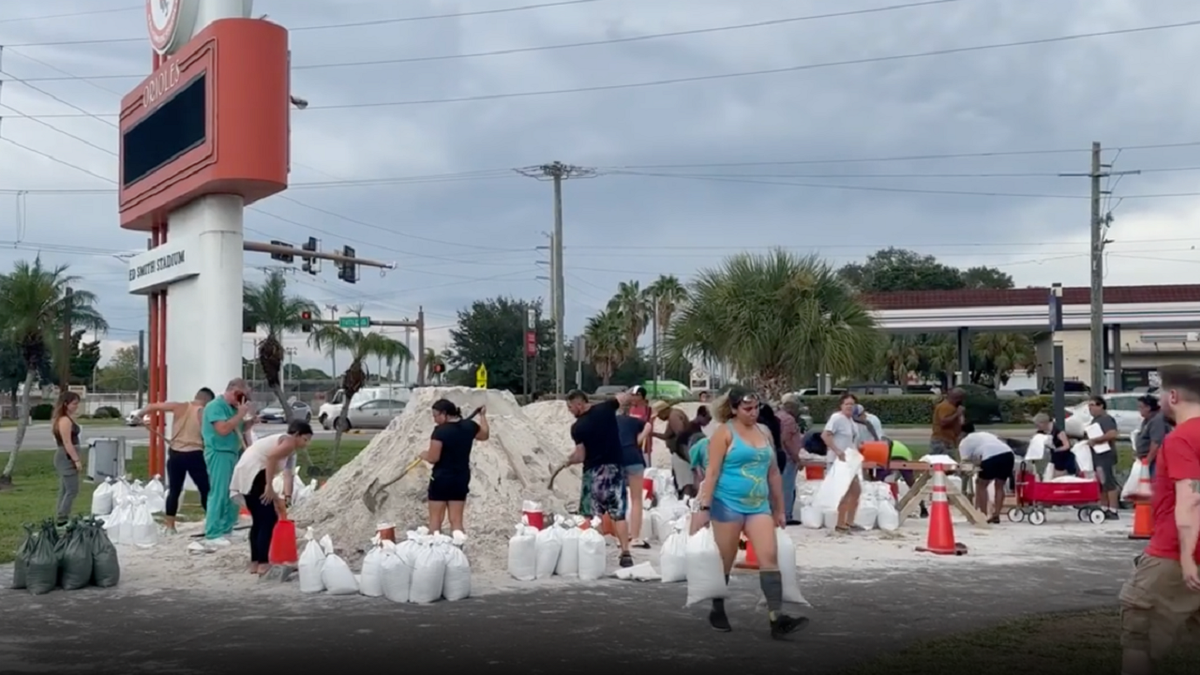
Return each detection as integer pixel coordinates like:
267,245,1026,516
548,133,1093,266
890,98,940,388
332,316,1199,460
823,413,861,464
1134,412,1169,458
1091,413,1118,453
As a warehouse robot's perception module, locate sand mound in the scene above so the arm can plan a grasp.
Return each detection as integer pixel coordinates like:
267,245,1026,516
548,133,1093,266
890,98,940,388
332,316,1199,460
292,387,583,573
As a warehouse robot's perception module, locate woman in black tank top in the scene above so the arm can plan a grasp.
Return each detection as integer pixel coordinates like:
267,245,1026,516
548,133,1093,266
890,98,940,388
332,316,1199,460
52,392,83,524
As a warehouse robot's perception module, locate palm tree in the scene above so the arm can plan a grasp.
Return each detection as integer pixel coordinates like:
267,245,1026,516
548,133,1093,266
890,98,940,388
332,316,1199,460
243,270,320,421
883,335,924,385
665,249,881,400
607,280,651,355
0,259,106,486
308,326,411,469
647,274,688,379
422,347,444,383
972,332,1036,386
583,309,627,385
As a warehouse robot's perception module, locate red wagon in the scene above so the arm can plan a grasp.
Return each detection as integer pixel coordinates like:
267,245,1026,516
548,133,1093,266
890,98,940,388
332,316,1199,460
1007,462,1105,525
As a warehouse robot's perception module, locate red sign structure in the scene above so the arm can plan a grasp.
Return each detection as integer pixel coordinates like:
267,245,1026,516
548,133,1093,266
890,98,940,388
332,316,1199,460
525,331,537,357
118,18,290,230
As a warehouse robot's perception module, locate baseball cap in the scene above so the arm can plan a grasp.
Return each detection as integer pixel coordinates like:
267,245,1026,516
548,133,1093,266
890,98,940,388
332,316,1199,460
629,385,647,397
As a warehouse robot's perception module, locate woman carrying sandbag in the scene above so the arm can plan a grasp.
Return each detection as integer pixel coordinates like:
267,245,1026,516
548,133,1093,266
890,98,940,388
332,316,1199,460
230,420,314,575
692,387,807,639
422,399,489,534
52,392,83,525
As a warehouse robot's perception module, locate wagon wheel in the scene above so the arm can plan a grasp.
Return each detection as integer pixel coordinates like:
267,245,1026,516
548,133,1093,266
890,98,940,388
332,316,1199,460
1087,508,1106,525
1077,509,1089,522
1028,509,1047,525
1006,507,1025,523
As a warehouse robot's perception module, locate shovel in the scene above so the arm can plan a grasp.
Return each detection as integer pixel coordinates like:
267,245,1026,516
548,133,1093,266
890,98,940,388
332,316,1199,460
361,406,482,514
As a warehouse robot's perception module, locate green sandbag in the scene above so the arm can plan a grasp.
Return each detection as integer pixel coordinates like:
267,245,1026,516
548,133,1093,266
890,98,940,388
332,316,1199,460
56,519,94,591
88,518,120,588
10,524,35,590
25,521,60,595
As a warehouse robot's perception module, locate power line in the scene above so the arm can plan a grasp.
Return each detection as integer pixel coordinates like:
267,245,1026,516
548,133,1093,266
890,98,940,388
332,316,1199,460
6,19,1198,118
9,0,964,81
0,4,139,24
1,0,609,47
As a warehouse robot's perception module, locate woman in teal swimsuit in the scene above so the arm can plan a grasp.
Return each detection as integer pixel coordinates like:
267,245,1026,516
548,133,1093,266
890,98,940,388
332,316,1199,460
693,387,807,639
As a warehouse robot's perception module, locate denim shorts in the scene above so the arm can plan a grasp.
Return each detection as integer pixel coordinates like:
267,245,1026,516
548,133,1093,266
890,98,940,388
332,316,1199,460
623,463,645,478
710,497,771,523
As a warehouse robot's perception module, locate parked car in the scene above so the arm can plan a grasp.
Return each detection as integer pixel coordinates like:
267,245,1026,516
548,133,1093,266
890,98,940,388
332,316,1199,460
124,410,145,426
592,385,628,397
258,400,312,424
326,398,406,431
1063,392,1147,439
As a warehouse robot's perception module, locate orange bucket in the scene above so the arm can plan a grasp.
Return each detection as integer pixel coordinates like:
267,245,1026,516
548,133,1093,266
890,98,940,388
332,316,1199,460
804,464,825,480
860,440,890,467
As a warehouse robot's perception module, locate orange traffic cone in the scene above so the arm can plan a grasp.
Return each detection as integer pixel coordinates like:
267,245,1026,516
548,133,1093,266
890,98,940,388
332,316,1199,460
918,462,966,555
1129,461,1153,540
268,519,299,564
736,539,760,569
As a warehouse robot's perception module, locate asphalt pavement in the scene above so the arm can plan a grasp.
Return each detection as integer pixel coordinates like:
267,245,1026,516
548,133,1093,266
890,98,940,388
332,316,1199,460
0,424,379,451
0,533,1141,674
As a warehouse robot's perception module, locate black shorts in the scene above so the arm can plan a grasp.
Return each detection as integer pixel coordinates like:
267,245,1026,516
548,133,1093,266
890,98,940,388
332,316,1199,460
978,452,1015,481
1050,449,1077,473
428,472,470,502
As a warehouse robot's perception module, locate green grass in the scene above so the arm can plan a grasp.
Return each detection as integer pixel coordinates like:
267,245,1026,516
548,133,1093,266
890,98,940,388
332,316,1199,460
843,608,1198,675
0,439,370,564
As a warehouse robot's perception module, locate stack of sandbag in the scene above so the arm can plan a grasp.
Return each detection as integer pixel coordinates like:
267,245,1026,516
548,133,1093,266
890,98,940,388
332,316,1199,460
296,532,359,596
369,528,470,603
103,495,159,548
272,469,318,506
510,515,606,581
9,517,120,595
853,484,881,530
647,493,690,543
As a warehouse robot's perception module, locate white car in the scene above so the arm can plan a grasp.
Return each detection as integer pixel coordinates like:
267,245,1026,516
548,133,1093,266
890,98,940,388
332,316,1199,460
1063,393,1148,438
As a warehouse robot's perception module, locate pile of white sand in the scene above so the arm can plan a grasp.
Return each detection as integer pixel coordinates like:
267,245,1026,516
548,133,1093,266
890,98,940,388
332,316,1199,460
292,387,584,573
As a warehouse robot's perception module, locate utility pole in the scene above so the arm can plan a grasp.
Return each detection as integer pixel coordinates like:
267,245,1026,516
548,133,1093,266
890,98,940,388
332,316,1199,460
1059,142,1138,393
136,329,145,408
516,161,597,395
324,304,338,377
59,287,73,393
403,323,412,384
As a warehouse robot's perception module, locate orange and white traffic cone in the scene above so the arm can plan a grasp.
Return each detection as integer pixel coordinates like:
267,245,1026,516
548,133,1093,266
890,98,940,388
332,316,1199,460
736,539,760,569
917,462,966,555
1129,461,1153,540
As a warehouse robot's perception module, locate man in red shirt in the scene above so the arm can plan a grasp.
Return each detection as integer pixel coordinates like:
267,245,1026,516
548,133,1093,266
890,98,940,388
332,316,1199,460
1119,364,1200,675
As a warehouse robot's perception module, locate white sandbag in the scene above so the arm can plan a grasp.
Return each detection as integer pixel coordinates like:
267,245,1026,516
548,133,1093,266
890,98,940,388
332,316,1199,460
130,497,159,547
685,527,729,606
876,500,900,531
853,497,878,530
91,478,114,516
104,499,134,545
359,545,385,597
822,510,838,529
797,479,822,506
410,536,448,604
441,542,472,601
813,448,863,512
615,562,661,581
799,506,823,529
947,475,963,494
1121,461,1149,500
110,479,131,504
1042,461,1056,482
318,533,334,555
298,529,326,593
507,524,537,581
1071,441,1094,473
638,506,653,541
577,522,608,581
556,523,581,576
380,544,412,603
534,526,563,579
659,526,688,583
1025,434,1049,462
776,528,808,605
649,508,674,543
321,551,359,595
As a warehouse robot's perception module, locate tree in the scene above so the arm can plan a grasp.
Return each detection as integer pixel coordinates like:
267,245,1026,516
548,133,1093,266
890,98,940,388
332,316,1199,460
308,327,411,470
607,281,651,356
838,247,965,293
49,330,102,386
447,297,555,392
0,258,106,486
666,249,881,399
583,309,626,385
647,274,688,377
93,345,141,391
243,270,320,422
961,266,1014,290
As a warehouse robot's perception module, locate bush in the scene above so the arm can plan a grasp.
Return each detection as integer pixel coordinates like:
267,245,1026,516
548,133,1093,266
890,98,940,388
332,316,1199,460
801,394,1090,426
93,406,121,419
30,403,53,421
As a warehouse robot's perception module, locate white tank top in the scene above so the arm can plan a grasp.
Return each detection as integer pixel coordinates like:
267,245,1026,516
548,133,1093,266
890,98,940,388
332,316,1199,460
230,433,291,497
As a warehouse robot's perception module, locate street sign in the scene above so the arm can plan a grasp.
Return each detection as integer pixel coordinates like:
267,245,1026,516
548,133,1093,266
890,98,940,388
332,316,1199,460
475,364,488,389
525,330,537,357
338,316,370,329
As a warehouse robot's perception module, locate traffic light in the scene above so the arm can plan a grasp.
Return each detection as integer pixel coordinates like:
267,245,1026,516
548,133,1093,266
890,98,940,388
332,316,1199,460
300,236,318,274
337,245,357,284
433,363,445,374
300,310,313,332
269,239,295,263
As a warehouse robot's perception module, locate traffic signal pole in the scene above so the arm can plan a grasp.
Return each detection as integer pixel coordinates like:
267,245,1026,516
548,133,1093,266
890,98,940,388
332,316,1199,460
298,309,428,385
244,240,392,269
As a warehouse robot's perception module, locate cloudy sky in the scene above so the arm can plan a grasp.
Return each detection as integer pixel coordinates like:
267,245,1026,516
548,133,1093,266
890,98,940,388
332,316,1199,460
2,0,1199,372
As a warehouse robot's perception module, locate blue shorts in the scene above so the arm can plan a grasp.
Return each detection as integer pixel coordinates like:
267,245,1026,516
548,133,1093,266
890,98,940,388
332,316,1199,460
624,463,645,478
710,497,771,523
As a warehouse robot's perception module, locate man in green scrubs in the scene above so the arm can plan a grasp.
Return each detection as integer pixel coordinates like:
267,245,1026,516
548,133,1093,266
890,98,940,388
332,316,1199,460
201,378,254,545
